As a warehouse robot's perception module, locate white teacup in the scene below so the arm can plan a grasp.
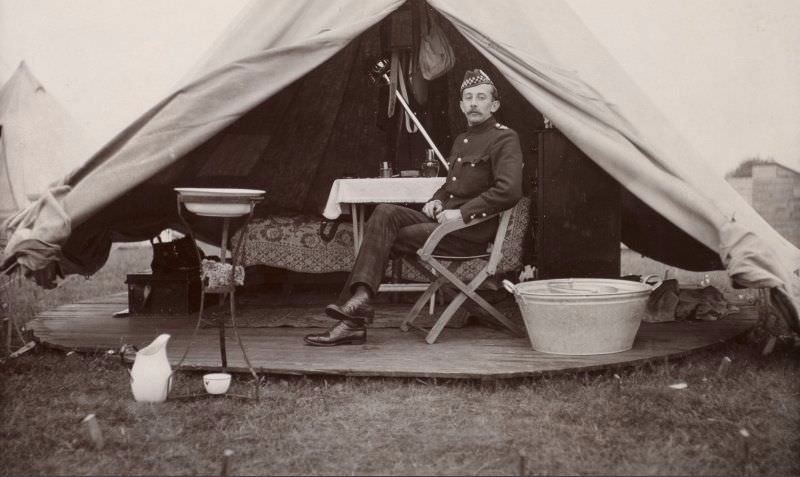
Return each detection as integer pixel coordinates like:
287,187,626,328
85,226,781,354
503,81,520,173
203,373,232,394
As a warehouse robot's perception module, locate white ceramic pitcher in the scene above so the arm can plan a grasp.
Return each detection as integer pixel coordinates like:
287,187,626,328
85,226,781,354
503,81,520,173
130,334,172,402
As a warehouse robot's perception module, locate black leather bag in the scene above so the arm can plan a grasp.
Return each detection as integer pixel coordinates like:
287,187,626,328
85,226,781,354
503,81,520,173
150,235,203,274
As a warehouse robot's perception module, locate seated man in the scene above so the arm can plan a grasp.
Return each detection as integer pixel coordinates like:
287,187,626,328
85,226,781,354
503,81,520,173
304,69,524,346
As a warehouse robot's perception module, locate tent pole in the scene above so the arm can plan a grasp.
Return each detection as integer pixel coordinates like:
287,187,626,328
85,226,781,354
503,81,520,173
382,73,449,171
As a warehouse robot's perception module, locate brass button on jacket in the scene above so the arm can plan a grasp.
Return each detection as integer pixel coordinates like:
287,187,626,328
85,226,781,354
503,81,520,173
429,115,523,244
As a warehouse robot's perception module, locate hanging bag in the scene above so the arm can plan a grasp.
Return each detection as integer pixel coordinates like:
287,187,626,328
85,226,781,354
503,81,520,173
409,2,429,105
418,6,455,81
409,48,428,105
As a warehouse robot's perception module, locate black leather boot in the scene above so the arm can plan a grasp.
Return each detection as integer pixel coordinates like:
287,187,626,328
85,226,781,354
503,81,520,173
304,320,366,346
325,294,374,325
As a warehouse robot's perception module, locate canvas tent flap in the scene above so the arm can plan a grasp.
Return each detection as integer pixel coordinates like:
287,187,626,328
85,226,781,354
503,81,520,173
63,0,404,227
432,0,799,256
2,0,798,327
182,1,403,84
1,185,74,282
3,0,404,270
429,0,800,325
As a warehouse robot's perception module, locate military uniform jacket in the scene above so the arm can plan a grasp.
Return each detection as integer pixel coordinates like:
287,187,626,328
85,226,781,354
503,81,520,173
430,115,524,244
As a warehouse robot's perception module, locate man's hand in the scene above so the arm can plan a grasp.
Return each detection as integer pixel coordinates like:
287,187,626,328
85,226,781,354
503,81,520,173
422,200,443,220
437,209,463,224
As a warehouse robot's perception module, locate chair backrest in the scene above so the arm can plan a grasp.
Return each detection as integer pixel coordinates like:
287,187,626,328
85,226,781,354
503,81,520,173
398,196,531,282
491,196,531,274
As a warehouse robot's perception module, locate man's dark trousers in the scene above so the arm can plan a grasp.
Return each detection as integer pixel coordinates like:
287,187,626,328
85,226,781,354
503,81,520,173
343,203,488,296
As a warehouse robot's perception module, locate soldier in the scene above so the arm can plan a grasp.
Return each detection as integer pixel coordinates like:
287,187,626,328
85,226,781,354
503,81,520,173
304,69,523,346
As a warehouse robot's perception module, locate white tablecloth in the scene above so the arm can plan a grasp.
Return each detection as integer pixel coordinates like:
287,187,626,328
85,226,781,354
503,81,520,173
322,177,446,219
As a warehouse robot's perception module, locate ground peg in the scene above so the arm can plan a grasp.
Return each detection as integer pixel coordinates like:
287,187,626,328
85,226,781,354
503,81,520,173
739,428,751,473
613,373,622,393
717,356,732,377
82,414,105,450
761,336,777,356
517,449,526,476
220,449,234,476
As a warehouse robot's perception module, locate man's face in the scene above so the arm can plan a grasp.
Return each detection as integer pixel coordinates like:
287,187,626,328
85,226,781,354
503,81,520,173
460,83,499,126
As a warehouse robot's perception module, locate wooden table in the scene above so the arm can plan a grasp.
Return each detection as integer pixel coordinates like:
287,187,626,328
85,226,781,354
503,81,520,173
323,177,446,253
323,177,446,294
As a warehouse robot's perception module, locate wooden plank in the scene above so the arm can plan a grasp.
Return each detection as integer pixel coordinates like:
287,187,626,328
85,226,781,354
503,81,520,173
28,294,756,379
36,300,463,329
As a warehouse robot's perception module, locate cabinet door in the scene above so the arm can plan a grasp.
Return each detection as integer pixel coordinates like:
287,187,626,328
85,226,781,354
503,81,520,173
534,130,620,278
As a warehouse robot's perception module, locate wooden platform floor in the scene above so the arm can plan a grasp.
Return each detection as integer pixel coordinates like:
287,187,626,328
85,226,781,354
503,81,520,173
28,292,756,379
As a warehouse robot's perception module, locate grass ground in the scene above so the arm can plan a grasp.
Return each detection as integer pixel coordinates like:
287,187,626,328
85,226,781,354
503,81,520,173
1,247,798,475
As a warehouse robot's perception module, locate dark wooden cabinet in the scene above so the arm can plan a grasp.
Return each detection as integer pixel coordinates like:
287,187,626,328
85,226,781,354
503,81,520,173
531,129,620,279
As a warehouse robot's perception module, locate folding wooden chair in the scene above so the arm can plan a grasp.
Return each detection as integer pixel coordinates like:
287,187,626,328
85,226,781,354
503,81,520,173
401,197,531,343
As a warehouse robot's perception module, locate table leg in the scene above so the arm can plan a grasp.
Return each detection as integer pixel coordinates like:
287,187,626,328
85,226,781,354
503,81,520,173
358,205,365,242
351,203,361,253
391,258,402,303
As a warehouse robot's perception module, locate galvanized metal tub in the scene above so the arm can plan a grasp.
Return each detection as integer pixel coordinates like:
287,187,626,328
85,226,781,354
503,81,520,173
503,278,659,355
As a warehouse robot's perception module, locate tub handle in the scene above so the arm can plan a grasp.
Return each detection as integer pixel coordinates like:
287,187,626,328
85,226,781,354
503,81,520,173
502,279,518,295
641,274,663,289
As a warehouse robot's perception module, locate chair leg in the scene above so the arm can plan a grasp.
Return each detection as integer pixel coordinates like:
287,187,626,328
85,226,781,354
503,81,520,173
426,292,469,344
425,268,487,344
430,262,527,338
400,260,460,332
464,293,526,337
401,276,448,331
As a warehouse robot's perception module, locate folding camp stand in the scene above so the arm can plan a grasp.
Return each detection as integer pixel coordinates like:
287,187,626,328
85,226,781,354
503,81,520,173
171,192,263,400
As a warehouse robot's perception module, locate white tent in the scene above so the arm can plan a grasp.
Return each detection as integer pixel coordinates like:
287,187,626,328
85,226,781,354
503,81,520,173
2,0,798,327
0,62,93,218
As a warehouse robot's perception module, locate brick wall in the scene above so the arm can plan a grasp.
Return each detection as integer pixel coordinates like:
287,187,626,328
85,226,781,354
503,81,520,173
727,177,753,204
727,164,800,247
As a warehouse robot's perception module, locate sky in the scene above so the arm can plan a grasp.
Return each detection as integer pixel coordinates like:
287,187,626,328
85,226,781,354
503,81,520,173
567,0,800,174
1,0,798,176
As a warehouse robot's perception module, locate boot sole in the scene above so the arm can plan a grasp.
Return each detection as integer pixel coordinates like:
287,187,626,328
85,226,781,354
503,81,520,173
325,305,373,325
303,336,366,347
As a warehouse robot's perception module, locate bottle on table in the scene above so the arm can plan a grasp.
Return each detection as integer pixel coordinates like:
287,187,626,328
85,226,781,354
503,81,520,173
421,149,440,177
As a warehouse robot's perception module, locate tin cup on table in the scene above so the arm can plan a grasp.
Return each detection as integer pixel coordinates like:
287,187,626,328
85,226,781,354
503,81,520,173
379,161,393,178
